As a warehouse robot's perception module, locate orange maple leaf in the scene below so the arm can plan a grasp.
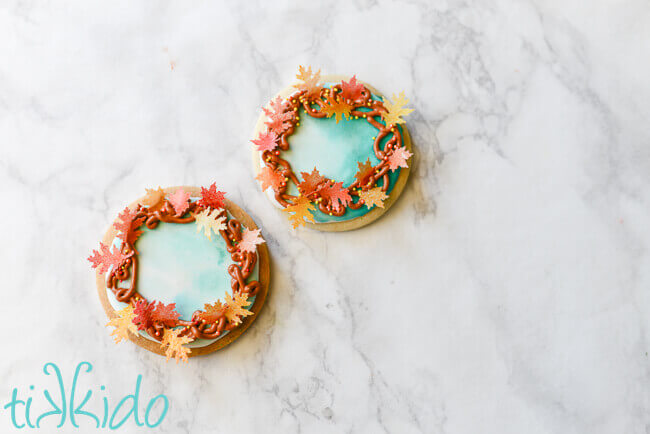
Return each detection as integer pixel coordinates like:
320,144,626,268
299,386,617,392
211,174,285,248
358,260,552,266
161,328,193,363
354,158,375,185
359,187,389,209
387,147,413,171
198,301,225,324
293,65,321,98
224,293,253,325
298,167,327,196
113,207,145,246
88,243,133,274
283,196,316,228
256,166,285,192
321,97,352,123
167,188,191,216
251,131,279,152
198,183,226,209
340,75,365,102
141,187,165,208
319,181,352,211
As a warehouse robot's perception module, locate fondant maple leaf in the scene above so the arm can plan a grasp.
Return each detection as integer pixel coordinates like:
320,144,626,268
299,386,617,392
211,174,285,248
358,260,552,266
167,188,191,216
263,96,293,134
132,299,156,331
152,302,181,327
387,147,413,171
193,208,226,240
255,166,285,192
322,98,352,123
113,207,145,246
252,131,279,152
340,75,364,102
283,196,316,228
161,328,193,363
133,299,181,330
142,187,165,207
359,187,389,209
224,293,253,325
293,65,321,98
198,301,225,324
382,91,414,127
298,167,327,196
354,158,375,185
198,183,226,209
238,228,265,253
319,181,352,211
106,305,138,344
88,243,133,274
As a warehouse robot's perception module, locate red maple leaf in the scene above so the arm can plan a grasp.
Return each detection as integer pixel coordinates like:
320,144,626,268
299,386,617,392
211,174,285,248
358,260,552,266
113,208,145,246
298,167,327,196
198,183,226,209
263,96,293,134
133,299,156,331
340,75,364,102
151,302,181,327
319,181,352,211
387,147,413,171
167,188,191,216
88,243,132,274
251,131,279,152
255,166,285,192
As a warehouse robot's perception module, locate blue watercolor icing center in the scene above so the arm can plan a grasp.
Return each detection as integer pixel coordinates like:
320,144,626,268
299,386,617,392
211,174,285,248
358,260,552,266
280,88,402,223
135,223,232,320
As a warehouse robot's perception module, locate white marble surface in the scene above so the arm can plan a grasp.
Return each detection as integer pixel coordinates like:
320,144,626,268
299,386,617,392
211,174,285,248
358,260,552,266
1,0,650,432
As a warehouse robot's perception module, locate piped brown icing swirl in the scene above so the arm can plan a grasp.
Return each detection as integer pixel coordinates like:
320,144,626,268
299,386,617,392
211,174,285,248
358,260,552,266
106,197,261,342
259,82,405,216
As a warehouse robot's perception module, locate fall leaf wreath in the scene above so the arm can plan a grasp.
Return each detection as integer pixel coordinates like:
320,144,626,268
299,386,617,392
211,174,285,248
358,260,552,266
253,65,414,228
88,184,265,363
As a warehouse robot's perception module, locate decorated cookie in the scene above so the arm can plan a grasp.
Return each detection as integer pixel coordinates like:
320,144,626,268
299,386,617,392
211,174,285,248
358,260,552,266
89,184,270,362
251,66,414,231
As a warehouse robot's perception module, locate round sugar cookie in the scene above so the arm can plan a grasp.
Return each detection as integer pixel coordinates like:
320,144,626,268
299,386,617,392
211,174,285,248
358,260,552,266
251,67,414,232
91,185,270,361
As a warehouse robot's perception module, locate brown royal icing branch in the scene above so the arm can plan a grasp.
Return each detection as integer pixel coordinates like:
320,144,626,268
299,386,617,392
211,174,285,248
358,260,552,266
261,82,404,216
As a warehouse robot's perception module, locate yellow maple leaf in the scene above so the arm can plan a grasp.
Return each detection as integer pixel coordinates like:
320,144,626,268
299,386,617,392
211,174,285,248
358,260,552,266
283,196,316,228
359,187,389,209
161,328,193,363
322,97,352,123
293,65,321,98
141,186,165,207
382,91,414,127
224,293,253,325
106,305,138,344
193,208,226,240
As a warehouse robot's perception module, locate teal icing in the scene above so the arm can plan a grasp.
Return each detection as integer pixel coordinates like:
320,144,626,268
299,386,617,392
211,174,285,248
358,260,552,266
281,87,402,223
105,208,259,348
